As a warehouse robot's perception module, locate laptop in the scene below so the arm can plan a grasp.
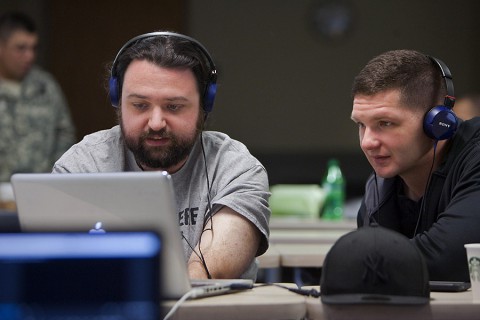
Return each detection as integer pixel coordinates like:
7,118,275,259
0,231,161,320
11,172,253,300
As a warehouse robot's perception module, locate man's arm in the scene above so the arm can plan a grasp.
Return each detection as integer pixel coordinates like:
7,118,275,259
187,206,261,279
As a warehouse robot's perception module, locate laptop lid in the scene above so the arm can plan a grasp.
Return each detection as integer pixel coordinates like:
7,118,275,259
0,231,161,320
11,172,191,299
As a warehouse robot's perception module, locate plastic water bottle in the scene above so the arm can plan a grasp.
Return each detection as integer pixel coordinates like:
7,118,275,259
320,159,345,220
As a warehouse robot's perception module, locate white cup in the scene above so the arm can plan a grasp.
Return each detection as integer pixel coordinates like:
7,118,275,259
0,182,14,202
465,244,480,302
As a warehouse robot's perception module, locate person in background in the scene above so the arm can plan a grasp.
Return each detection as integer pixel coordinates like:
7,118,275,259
0,11,76,182
453,93,480,120
52,31,270,280
351,49,480,282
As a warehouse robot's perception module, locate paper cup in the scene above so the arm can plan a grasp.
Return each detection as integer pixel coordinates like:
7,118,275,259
465,244,480,302
0,182,16,211
0,182,14,202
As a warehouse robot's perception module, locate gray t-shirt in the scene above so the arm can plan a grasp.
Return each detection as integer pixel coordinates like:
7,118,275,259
52,126,271,279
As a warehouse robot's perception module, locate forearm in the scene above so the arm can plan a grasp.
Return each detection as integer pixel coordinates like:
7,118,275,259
188,207,260,279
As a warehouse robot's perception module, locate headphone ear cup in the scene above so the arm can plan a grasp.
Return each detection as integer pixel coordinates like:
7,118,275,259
203,82,217,113
109,76,120,108
423,105,458,140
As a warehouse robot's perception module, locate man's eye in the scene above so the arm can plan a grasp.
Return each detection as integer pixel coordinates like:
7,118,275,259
133,103,148,110
380,121,392,127
167,104,181,111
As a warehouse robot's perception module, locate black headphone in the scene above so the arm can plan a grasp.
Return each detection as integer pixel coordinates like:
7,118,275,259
423,56,458,140
108,31,217,113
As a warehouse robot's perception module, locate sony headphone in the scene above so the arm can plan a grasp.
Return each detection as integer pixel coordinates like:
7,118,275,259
423,56,458,140
108,31,217,113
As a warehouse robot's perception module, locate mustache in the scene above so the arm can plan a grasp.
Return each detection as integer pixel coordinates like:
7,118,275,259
141,128,171,139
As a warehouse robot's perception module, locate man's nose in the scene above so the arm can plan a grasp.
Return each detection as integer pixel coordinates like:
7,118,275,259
361,127,380,150
148,107,167,131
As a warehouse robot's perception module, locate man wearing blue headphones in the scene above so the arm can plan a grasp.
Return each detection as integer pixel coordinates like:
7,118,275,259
351,49,480,282
52,32,271,280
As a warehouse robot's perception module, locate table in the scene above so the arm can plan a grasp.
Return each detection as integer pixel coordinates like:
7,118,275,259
259,223,343,284
275,243,332,285
162,284,480,320
162,283,307,320
269,217,356,231
259,244,333,268
260,218,349,268
256,246,281,283
0,201,16,212
269,229,350,244
265,218,354,284
276,243,332,268
257,245,280,269
306,289,480,320
257,243,333,284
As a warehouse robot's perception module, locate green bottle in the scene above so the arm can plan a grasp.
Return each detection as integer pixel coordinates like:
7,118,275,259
321,159,345,220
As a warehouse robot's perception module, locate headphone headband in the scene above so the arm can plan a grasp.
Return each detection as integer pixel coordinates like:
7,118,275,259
110,31,217,80
109,32,217,112
423,55,458,140
428,56,455,108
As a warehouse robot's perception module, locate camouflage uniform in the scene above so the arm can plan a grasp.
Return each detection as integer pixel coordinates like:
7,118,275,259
0,66,76,182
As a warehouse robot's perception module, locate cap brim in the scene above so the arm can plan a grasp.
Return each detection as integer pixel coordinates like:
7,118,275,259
321,293,430,305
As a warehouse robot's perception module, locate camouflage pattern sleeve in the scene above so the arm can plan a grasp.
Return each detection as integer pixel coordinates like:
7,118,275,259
0,67,76,182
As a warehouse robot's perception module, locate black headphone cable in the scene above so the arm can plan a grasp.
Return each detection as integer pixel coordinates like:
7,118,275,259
371,171,380,226
197,132,214,278
413,140,438,237
180,132,213,279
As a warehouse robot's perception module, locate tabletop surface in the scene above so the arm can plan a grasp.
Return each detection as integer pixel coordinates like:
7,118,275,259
306,289,480,320
162,283,306,320
257,241,334,269
269,229,350,244
162,284,480,320
269,217,357,231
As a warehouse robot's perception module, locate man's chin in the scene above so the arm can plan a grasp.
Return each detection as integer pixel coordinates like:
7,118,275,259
140,164,166,171
373,169,396,179
137,152,182,171
138,156,168,170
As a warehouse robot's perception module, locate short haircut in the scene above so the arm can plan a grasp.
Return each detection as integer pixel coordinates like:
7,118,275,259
352,49,446,111
109,33,213,115
0,11,37,41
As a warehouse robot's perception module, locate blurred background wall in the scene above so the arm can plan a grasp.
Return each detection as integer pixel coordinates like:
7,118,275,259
3,0,480,198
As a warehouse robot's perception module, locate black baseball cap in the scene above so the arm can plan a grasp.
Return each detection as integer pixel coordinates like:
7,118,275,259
320,224,430,305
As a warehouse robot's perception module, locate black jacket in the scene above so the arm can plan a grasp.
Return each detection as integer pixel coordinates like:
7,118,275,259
358,117,480,281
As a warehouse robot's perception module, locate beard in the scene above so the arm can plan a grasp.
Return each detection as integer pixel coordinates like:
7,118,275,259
119,112,203,170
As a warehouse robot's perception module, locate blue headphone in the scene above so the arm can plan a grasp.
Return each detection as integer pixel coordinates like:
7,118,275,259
108,32,217,113
423,56,458,140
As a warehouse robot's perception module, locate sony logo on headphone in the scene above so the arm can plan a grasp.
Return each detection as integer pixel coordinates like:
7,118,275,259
438,122,451,128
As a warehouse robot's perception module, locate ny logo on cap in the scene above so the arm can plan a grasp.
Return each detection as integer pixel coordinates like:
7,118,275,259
363,253,389,285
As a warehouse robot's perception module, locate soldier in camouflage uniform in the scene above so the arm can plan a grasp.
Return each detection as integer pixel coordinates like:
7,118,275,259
0,12,75,182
